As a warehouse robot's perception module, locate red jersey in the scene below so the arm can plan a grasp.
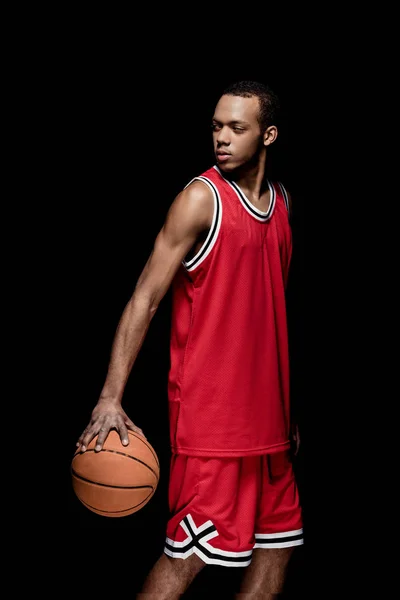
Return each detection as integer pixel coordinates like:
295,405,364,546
167,165,292,457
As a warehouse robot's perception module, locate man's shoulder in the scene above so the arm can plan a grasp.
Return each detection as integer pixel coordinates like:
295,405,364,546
272,180,292,215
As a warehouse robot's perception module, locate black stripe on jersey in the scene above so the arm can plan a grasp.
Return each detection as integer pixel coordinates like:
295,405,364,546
164,515,251,564
254,532,303,545
164,516,217,555
183,175,221,270
277,181,290,215
213,165,276,222
230,179,276,220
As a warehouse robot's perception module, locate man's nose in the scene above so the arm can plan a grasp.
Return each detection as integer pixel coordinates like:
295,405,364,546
216,126,231,145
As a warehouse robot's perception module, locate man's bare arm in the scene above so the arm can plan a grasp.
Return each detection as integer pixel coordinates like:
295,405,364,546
102,180,212,400
77,180,213,451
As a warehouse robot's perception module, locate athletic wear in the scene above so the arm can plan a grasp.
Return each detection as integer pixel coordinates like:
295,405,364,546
167,165,292,457
164,450,303,567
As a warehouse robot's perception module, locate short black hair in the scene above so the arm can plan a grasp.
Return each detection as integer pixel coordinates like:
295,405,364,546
221,80,281,132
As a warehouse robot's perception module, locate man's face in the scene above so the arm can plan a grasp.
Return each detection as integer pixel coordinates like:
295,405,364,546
212,95,263,172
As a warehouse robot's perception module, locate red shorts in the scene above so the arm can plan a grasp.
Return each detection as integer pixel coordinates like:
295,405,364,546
164,451,303,567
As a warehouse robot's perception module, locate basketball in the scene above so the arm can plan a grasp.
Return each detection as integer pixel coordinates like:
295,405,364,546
71,429,160,517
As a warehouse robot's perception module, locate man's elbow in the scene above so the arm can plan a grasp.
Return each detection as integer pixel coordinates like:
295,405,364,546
132,285,162,318
149,301,159,318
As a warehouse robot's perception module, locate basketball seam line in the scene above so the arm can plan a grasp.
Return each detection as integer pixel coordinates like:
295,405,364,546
127,430,160,468
79,488,155,514
72,448,159,478
71,468,155,489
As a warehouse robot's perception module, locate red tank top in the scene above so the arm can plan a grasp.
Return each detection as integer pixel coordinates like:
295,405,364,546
167,165,292,457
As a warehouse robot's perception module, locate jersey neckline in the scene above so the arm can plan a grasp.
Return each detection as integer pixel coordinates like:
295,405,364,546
213,165,276,222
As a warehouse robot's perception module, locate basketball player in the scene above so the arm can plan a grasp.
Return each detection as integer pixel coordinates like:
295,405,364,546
77,80,303,599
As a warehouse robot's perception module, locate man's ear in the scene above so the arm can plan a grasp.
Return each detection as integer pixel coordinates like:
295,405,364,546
263,125,278,147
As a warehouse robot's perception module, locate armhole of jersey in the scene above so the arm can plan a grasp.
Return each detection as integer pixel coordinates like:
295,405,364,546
277,181,290,218
182,175,223,272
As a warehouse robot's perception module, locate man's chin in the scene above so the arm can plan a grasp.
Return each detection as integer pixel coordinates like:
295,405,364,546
216,161,234,172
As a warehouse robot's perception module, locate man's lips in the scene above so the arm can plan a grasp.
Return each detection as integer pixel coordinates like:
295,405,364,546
216,151,231,162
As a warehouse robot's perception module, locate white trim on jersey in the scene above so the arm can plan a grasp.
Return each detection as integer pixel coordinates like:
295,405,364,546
182,175,223,272
164,513,253,568
277,181,290,216
213,165,276,222
254,527,304,549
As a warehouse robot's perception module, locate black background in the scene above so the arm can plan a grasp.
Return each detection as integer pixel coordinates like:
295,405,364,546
53,45,309,597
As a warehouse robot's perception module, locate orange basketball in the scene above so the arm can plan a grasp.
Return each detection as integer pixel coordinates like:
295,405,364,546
71,430,160,517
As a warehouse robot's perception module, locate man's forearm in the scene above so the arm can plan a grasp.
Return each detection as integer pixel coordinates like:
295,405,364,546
98,293,156,405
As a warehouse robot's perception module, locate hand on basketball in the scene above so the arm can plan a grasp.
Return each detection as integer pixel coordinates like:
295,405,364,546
77,399,147,452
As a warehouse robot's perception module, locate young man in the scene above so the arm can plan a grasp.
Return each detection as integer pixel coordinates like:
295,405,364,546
77,80,303,599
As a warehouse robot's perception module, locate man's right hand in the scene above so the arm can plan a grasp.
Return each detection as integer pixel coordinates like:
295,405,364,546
76,399,147,453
